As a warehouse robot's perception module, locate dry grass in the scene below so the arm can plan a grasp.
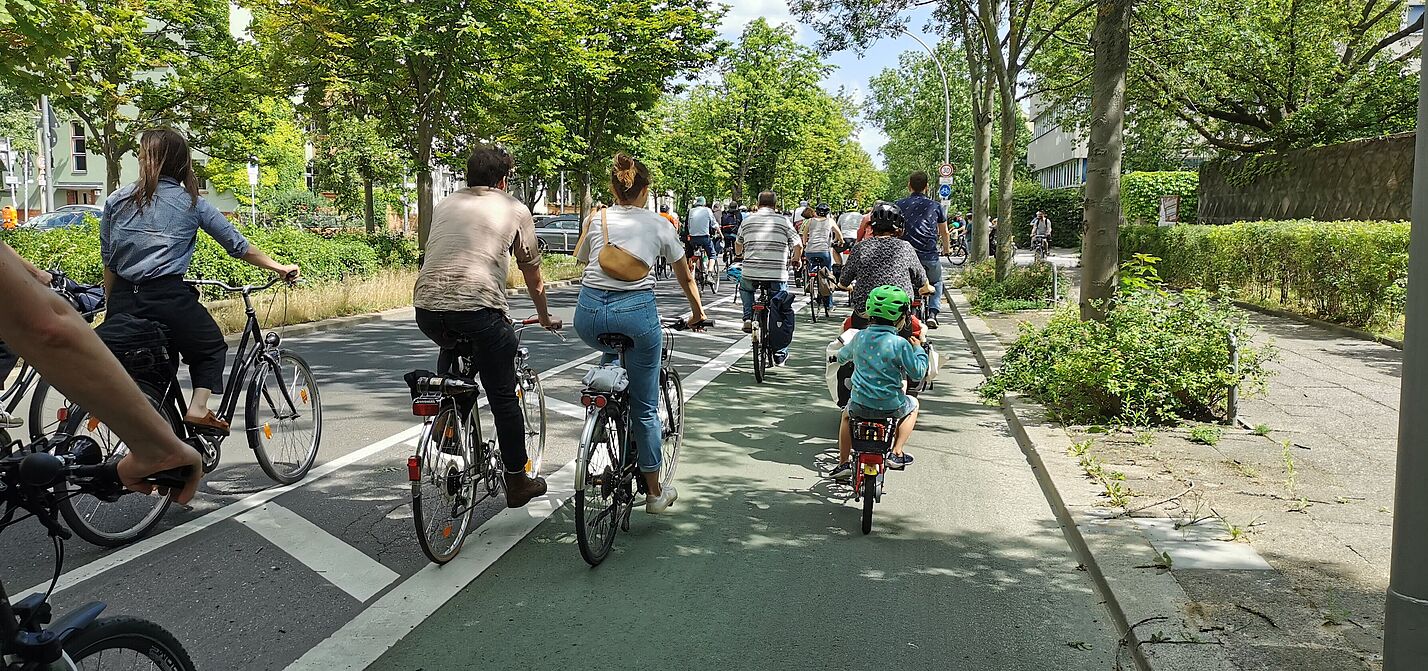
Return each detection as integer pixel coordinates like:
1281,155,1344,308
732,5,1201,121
508,253,584,288
206,269,417,334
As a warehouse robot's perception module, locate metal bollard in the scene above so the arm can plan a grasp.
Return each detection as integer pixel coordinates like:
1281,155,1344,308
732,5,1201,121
1226,330,1239,424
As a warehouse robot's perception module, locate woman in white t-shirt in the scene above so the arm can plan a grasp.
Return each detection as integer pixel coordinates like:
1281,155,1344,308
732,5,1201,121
573,153,708,514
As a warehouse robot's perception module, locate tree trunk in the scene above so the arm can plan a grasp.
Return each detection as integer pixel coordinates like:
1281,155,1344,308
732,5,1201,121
104,152,122,195
363,171,376,235
962,13,994,262
994,85,1017,281
1080,0,1133,321
414,123,434,251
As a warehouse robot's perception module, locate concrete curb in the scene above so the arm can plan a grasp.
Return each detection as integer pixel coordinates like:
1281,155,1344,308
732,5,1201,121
945,287,1238,671
1231,299,1403,349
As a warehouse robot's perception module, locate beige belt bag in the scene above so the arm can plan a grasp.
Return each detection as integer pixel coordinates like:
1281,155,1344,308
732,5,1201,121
596,206,650,282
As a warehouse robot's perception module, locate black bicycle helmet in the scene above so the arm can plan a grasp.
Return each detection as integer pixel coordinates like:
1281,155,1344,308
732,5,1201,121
659,203,670,213
815,202,830,216
869,201,905,233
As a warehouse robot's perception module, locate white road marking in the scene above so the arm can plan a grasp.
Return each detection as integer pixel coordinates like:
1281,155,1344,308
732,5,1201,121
672,330,737,344
283,459,579,671
236,503,400,602
545,396,586,420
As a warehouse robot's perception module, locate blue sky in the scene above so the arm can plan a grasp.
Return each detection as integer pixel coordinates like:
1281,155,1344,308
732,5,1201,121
717,0,941,167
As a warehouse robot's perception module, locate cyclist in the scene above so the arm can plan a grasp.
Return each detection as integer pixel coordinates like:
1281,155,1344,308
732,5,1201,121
829,285,928,479
720,200,742,258
685,196,717,273
573,154,707,514
736,192,801,365
100,128,298,437
894,172,951,329
1030,210,1053,254
837,202,932,331
658,203,680,230
413,144,559,509
799,203,843,312
0,241,203,501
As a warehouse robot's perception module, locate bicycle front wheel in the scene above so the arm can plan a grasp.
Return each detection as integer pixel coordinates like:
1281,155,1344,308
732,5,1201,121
58,392,175,547
247,351,322,484
575,412,622,567
63,616,197,671
658,367,684,491
413,407,477,564
517,367,546,477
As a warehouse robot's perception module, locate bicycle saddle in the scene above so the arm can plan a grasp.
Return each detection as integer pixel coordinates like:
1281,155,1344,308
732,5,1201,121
596,332,635,351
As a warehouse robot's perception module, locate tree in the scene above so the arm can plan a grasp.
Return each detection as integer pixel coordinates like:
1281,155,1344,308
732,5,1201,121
204,98,308,219
1080,0,1132,321
312,112,406,232
1031,0,1422,154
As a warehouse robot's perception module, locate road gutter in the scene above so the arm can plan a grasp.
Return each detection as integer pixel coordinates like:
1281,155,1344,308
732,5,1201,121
946,286,1236,671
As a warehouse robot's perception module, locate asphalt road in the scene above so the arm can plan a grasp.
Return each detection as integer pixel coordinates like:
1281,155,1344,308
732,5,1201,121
0,271,1117,670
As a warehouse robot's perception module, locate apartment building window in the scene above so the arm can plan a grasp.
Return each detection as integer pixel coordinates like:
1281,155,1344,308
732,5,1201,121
71,123,87,173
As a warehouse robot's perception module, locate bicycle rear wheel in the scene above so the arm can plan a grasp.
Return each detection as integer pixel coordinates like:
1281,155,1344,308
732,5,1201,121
58,391,175,548
752,316,767,383
412,406,476,564
657,367,684,491
861,472,876,535
710,257,722,293
807,286,819,323
576,412,623,566
517,366,546,476
27,379,72,442
247,351,322,484
63,616,197,671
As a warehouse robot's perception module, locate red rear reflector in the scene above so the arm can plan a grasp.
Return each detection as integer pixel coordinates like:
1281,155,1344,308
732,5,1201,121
593,395,608,409
407,456,421,481
753,305,766,312
581,394,593,407
56,407,68,423
412,400,441,417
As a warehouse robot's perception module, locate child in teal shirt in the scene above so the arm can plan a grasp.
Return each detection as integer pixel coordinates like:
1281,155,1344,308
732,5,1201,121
830,285,928,479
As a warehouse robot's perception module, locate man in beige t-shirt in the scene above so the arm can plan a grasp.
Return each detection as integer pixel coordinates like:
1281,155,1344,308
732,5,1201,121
413,144,560,509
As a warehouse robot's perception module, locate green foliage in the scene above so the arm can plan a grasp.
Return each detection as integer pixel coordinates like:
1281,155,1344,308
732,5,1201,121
1120,172,1198,225
1188,425,1222,446
206,99,309,209
1120,221,1409,331
262,190,330,227
961,259,1061,312
0,222,417,299
996,181,1083,248
981,259,1273,424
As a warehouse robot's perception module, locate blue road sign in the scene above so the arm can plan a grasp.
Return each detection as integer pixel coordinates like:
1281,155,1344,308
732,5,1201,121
938,183,952,199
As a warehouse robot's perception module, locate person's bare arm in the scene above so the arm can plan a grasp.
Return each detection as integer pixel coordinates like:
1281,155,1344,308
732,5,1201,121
520,266,561,329
241,246,299,279
671,259,708,324
0,243,201,502
15,253,50,285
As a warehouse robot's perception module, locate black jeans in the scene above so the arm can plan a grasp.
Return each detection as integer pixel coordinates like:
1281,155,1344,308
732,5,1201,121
107,275,227,393
414,308,526,473
0,341,17,387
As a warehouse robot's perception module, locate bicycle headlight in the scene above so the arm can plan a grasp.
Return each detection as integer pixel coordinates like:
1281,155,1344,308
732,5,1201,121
265,332,282,348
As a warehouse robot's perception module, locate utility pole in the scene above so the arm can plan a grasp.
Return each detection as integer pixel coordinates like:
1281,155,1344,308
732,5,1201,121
895,27,951,168
1384,43,1428,670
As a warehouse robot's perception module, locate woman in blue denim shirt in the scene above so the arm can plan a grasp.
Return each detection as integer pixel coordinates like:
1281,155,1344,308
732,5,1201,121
572,154,708,514
101,129,299,435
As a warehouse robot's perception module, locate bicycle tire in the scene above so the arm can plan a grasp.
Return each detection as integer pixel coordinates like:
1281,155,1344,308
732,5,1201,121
57,391,176,548
413,406,476,564
710,257,722,293
518,367,546,477
752,317,766,383
63,615,197,671
27,379,71,442
861,472,876,535
575,411,622,566
247,351,322,485
658,367,683,491
807,286,819,324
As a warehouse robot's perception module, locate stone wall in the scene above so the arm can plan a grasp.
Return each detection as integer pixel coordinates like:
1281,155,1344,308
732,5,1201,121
1197,132,1414,224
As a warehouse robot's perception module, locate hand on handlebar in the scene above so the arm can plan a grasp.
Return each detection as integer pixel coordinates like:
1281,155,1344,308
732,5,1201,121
277,264,301,284
919,284,935,295
116,436,203,504
538,314,563,331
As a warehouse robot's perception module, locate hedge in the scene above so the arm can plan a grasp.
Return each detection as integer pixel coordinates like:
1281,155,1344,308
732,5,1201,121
1121,171,1197,225
1119,221,1408,331
2,219,419,299
994,181,1084,248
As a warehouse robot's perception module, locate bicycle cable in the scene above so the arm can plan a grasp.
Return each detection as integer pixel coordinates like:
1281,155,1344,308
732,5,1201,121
18,535,63,630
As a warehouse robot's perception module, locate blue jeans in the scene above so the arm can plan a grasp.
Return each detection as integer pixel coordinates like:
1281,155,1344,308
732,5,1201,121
689,235,715,261
739,278,790,358
574,288,664,473
920,257,943,317
804,252,833,308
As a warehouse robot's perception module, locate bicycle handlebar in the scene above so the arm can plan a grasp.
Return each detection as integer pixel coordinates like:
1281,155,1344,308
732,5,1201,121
186,270,299,294
666,317,715,332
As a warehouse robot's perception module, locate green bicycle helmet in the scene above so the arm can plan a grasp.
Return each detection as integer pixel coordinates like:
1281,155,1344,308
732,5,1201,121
865,285,911,322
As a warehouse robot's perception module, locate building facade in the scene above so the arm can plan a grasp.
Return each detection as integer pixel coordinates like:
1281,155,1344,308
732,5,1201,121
1025,92,1088,190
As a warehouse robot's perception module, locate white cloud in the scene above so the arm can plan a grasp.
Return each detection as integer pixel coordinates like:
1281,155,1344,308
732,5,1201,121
719,0,803,39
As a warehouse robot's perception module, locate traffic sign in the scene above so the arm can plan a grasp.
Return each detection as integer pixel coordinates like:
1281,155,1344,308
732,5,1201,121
938,163,953,178
938,183,952,199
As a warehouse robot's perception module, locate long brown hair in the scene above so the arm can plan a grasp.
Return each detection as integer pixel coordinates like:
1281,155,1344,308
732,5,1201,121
608,153,650,206
136,128,200,211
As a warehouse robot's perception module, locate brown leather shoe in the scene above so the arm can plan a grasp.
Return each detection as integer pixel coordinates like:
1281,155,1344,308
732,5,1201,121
504,472,547,508
183,410,231,436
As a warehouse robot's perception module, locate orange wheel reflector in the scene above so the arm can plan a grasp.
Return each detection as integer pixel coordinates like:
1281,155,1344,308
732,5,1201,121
524,459,534,474
442,525,452,539
300,388,309,405
87,417,100,431
56,407,68,423
444,425,455,439
263,423,273,440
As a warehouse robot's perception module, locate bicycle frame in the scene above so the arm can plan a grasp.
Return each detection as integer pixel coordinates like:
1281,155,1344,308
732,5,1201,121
0,365,36,416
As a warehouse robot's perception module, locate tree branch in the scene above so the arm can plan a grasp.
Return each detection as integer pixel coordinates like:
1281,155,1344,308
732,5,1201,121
1021,0,1097,67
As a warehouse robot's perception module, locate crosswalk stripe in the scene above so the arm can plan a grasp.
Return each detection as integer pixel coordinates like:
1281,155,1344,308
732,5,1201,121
236,502,400,602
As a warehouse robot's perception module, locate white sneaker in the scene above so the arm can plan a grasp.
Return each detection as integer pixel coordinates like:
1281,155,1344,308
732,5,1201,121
646,485,678,514
743,320,753,333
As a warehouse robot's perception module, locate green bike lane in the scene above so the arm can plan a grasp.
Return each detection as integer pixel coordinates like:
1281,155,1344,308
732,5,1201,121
369,310,1117,670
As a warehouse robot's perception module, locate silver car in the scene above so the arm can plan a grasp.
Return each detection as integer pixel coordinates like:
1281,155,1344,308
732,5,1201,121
534,215,581,253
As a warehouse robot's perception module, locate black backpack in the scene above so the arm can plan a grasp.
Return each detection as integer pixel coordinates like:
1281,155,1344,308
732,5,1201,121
95,314,176,394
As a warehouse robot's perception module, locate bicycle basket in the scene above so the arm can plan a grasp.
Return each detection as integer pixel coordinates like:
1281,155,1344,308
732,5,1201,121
94,314,176,392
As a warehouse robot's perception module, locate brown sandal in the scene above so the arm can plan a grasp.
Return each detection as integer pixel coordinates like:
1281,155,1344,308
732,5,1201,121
183,410,231,436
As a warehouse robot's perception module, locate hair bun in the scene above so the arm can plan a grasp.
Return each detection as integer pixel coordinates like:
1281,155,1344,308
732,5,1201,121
613,153,637,187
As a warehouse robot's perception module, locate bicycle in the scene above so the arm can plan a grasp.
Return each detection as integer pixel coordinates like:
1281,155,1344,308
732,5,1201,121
0,270,104,442
0,430,197,670
58,274,321,547
945,233,969,267
848,415,900,535
692,248,720,295
407,317,561,564
1031,234,1050,264
750,284,777,383
653,256,671,281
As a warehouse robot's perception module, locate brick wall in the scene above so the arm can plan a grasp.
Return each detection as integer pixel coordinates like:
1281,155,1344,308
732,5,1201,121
1197,132,1414,224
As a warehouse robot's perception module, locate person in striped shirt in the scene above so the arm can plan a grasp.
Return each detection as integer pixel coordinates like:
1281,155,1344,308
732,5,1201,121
735,191,802,363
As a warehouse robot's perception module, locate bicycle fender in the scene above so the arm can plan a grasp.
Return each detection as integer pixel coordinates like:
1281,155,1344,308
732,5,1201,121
48,601,107,643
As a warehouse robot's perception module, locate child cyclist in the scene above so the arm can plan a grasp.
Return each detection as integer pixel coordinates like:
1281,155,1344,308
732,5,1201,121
829,285,928,479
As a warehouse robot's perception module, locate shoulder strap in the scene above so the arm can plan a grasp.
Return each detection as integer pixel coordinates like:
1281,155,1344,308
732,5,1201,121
599,206,610,245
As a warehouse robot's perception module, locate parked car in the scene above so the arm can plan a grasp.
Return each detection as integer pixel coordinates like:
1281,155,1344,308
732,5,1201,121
23,205,101,231
534,215,582,253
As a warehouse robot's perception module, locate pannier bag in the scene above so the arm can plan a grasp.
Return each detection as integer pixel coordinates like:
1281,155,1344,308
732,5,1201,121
94,314,176,393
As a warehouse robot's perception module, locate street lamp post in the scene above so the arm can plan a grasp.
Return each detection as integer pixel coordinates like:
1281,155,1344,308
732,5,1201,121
895,27,951,168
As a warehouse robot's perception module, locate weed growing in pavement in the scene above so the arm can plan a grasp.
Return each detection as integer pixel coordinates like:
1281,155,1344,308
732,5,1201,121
1135,429,1157,447
1224,459,1260,479
1189,425,1222,446
1103,480,1133,507
1289,496,1312,513
1153,551,1173,570
1220,515,1261,542
1068,439,1093,457
1323,606,1353,627
1281,440,1298,491
1252,423,1272,436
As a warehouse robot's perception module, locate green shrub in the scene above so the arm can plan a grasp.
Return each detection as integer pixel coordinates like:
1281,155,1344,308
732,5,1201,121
960,259,1062,312
1120,172,1198,225
1120,220,1408,331
1188,425,1222,445
980,261,1273,424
